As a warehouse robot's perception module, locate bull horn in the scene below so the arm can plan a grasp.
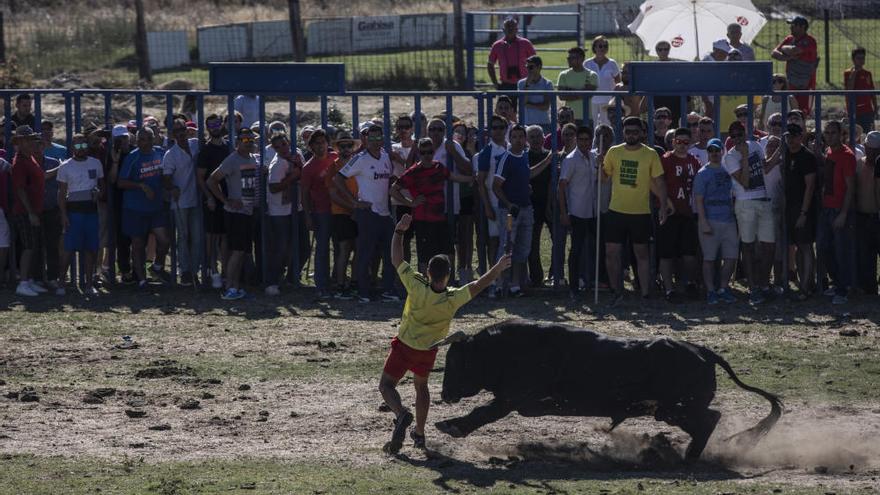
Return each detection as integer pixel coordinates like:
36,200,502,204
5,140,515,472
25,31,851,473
429,330,468,350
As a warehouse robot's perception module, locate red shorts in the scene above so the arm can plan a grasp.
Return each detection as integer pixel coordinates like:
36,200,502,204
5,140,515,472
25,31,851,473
383,337,438,380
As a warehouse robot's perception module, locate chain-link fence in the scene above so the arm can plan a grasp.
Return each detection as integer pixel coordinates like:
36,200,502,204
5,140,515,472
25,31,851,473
1,2,879,90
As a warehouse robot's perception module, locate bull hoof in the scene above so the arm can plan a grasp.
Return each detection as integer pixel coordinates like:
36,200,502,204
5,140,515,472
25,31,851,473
435,420,466,438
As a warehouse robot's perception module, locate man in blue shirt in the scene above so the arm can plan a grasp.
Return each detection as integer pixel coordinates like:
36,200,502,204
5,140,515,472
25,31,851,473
693,138,739,304
492,124,552,296
40,120,69,162
117,127,170,288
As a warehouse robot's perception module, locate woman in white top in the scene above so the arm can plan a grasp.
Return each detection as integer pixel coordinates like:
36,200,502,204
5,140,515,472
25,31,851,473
757,74,799,132
583,35,621,126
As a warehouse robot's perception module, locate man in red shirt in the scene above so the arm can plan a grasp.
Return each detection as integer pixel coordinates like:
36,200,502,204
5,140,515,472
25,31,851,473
487,17,536,95
816,120,856,305
772,16,818,114
844,47,877,132
657,128,701,302
301,129,337,299
10,126,47,297
391,138,472,274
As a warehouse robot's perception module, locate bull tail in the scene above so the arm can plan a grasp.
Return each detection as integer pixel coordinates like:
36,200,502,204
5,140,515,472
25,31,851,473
702,347,784,445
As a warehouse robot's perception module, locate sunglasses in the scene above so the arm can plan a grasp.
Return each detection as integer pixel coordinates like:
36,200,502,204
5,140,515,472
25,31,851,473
73,142,88,150
367,136,384,142
673,139,690,145
595,44,608,49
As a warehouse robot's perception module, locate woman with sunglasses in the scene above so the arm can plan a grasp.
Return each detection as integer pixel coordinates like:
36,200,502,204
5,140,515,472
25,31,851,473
757,74,799,132
584,35,621,127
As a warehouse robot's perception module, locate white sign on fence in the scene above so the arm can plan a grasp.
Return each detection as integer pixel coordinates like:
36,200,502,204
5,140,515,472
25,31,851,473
351,16,400,51
147,31,190,70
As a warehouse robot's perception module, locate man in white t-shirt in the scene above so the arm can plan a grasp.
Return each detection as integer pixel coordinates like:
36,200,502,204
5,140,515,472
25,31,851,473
476,115,510,274
162,119,203,287
335,124,398,302
265,132,303,296
722,120,775,304
57,134,105,295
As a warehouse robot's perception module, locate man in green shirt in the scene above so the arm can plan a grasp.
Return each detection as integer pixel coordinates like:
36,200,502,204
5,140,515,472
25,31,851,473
557,46,598,125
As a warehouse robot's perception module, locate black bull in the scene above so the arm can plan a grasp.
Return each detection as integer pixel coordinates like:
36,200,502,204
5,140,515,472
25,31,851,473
434,319,783,460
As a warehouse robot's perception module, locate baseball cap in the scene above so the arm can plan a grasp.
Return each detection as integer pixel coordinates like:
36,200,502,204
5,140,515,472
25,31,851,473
300,125,316,137
787,16,809,28
185,120,197,129
785,123,804,136
712,39,731,52
358,121,373,134
707,138,724,151
865,131,880,148
112,124,129,138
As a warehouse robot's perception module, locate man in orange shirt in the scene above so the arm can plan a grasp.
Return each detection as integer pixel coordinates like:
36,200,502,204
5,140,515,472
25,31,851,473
844,47,877,132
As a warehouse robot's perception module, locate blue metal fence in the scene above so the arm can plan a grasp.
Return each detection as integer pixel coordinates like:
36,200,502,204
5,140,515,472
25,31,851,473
2,87,877,294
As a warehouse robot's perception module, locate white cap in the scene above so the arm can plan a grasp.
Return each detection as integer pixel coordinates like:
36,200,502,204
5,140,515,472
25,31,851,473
713,39,731,52
112,124,129,138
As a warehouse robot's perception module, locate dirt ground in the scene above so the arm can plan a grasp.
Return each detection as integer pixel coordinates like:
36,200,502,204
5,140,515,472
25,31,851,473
2,288,879,492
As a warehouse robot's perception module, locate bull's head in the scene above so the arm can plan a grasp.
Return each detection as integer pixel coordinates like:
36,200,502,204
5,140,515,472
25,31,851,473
432,331,482,404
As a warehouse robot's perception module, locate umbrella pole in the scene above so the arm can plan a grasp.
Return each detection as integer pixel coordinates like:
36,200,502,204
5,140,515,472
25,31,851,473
692,0,700,60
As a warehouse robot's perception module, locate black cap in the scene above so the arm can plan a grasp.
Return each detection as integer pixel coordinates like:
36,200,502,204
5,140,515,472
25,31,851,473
785,123,804,136
787,16,809,29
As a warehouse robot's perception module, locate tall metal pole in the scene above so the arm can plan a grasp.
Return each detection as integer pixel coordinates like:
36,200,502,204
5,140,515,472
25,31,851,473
288,0,306,62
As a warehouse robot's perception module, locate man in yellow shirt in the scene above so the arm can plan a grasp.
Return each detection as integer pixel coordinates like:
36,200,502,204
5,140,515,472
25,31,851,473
602,116,669,304
380,213,511,454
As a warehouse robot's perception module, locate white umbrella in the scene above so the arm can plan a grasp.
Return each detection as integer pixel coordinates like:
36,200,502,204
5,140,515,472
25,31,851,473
627,0,767,61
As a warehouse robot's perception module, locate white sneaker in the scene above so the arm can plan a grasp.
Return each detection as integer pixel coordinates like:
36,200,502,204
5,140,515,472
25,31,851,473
264,285,280,296
28,280,48,293
16,282,39,297
211,272,223,289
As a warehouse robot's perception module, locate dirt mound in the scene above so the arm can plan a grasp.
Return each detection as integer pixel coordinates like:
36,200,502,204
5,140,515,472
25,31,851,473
135,360,194,379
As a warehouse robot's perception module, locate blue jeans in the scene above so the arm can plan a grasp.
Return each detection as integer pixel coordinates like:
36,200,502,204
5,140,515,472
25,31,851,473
354,209,395,298
172,206,204,274
498,205,534,263
816,207,856,295
311,212,332,291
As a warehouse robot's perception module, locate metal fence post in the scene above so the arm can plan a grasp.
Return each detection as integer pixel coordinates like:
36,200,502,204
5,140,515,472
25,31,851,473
824,9,831,87
465,13,475,90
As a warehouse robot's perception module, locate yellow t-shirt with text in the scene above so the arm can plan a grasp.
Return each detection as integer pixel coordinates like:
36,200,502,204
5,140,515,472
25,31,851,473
396,262,473,351
602,143,664,215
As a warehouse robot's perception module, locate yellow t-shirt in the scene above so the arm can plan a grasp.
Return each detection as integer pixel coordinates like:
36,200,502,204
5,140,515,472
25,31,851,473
396,262,473,351
603,143,664,215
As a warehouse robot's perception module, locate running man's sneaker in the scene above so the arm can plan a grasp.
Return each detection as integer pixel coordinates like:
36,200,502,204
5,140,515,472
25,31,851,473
717,288,737,303
16,282,38,297
706,290,719,305
385,410,413,454
410,429,426,449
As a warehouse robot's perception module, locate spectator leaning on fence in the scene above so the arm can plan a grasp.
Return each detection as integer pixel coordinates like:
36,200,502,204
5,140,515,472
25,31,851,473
845,47,877,133
118,127,170,290
487,17,536,95
772,16,818,114
57,133,104,296
693,138,738,305
855,131,880,295
335,124,398,303
493,124,552,297
33,127,62,293
0,157,10,283
517,55,553,132
40,120,69,162
301,129,336,300
556,47,597,126
265,131,302,297
11,126,47,297
162,118,203,287
11,93,35,129
207,127,262,301
196,114,229,290
817,120,857,305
